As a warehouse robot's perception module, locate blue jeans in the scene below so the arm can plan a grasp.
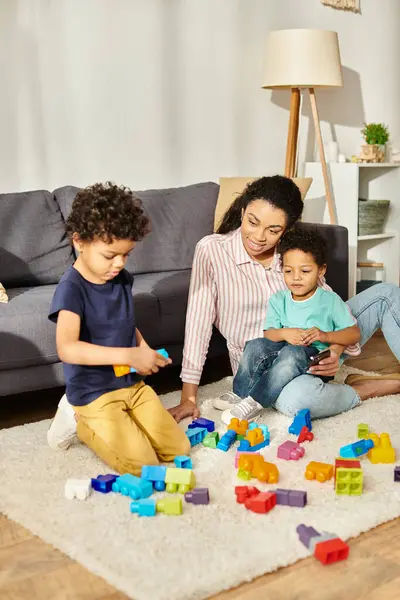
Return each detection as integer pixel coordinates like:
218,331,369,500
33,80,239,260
233,341,332,408
235,283,400,419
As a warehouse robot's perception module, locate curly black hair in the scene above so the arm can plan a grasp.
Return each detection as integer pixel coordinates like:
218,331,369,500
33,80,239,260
66,182,150,243
278,227,327,267
216,175,303,234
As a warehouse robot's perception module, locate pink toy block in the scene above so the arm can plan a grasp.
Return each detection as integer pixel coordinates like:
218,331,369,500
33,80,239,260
277,440,305,461
234,451,261,468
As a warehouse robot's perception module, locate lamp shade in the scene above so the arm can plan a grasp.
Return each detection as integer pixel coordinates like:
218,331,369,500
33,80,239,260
262,29,343,89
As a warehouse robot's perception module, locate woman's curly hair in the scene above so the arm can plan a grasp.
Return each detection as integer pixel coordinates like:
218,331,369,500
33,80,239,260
278,226,327,267
66,182,150,243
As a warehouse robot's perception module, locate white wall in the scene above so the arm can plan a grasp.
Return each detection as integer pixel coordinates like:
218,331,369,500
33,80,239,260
1,0,399,193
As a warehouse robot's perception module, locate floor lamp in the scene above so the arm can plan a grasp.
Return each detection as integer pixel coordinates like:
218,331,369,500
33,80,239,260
262,29,343,225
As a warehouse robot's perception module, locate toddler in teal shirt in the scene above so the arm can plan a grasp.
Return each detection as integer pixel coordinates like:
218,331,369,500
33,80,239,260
221,227,361,424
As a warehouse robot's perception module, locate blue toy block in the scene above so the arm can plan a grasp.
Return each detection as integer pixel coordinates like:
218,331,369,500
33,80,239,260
237,437,270,452
130,498,157,517
91,474,118,493
289,409,312,435
174,455,193,469
112,474,153,500
127,348,169,374
217,430,237,451
188,418,215,432
141,465,167,491
339,438,374,459
186,427,207,447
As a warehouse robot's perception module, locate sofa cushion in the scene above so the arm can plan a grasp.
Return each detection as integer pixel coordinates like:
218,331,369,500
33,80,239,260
0,190,74,288
54,182,219,275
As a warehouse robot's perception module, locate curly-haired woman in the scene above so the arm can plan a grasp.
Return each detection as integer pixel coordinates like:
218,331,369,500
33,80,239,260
47,182,190,474
169,175,400,423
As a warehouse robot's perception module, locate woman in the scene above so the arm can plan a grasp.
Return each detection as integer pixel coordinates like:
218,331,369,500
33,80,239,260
169,176,400,422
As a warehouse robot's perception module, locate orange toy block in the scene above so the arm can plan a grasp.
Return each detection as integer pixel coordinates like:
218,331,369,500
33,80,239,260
238,454,279,484
228,418,249,436
305,461,333,483
245,427,264,447
368,433,396,464
334,458,361,483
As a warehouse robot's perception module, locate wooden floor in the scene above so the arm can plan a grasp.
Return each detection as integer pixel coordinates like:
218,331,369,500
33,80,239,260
1,334,399,600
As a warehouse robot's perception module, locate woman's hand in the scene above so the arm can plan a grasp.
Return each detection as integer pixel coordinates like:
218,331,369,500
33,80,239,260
168,400,200,423
308,346,341,377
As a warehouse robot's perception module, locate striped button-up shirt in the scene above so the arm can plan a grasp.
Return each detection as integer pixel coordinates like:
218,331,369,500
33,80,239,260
181,228,360,385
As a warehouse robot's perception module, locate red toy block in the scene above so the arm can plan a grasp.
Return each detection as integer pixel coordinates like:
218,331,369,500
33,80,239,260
234,485,260,504
297,426,314,443
314,537,350,565
245,491,276,514
334,458,361,482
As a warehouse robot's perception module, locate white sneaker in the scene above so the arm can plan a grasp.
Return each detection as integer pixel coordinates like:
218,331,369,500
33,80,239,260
212,391,242,411
47,394,77,450
221,396,263,426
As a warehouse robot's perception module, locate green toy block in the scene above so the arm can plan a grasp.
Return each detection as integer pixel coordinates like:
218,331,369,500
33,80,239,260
165,467,196,493
202,431,220,449
237,434,245,441
156,496,183,515
335,467,363,495
357,423,369,439
237,468,252,481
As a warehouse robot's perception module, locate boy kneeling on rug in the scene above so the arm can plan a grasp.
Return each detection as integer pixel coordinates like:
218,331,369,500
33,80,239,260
47,183,190,474
221,228,361,424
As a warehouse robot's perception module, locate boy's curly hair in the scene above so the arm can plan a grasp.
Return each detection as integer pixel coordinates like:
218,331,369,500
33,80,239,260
278,226,327,267
66,182,150,243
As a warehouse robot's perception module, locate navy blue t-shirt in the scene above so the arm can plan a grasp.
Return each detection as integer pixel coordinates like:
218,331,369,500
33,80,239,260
49,266,138,406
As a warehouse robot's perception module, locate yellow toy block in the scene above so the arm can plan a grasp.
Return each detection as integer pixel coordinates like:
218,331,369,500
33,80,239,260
245,427,264,447
156,497,182,515
228,418,249,436
304,461,333,483
357,423,369,439
165,468,196,493
335,467,363,495
368,433,395,464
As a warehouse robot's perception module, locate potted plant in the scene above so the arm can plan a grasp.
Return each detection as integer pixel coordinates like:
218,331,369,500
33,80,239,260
359,123,390,163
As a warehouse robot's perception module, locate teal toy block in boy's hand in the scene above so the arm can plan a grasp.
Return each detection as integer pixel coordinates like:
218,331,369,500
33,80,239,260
113,348,169,377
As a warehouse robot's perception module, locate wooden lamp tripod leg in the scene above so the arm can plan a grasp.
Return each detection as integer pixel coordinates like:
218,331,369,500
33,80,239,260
284,88,300,178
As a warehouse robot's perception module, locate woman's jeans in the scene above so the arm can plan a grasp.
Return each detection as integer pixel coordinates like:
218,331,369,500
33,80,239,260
233,283,400,419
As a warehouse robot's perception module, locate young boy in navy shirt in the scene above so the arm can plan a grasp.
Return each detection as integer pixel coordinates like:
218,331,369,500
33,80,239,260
47,182,190,474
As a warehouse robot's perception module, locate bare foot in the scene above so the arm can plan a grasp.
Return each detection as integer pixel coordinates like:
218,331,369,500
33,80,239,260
350,379,400,401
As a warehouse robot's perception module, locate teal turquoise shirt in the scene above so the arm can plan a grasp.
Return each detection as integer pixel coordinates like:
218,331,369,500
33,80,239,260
264,288,355,353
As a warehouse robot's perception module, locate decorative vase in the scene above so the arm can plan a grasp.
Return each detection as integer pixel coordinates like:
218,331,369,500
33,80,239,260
359,144,385,163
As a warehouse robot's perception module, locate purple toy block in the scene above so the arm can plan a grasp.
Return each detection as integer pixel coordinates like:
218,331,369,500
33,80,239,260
188,418,215,433
277,440,305,460
275,488,307,507
395,466,400,482
296,524,320,549
184,488,210,505
275,489,289,505
91,474,118,493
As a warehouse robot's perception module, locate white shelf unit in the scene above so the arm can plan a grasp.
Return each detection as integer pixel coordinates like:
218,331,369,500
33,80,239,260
302,162,400,297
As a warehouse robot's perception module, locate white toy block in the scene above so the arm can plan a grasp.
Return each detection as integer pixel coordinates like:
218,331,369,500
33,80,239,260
65,478,92,500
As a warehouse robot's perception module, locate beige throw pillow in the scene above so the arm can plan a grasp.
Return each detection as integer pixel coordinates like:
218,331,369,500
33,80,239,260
214,176,313,231
0,282,8,303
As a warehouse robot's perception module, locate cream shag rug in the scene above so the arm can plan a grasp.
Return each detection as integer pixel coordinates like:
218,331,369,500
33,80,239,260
0,368,400,600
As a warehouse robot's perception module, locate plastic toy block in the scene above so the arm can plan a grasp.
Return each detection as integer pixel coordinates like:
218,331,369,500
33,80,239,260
203,431,220,449
234,485,260,504
309,532,339,554
305,461,333,483
141,465,167,491
65,478,92,500
368,433,396,464
114,348,169,376
165,468,196,493
237,468,252,481
130,498,157,517
156,496,183,516
245,491,276,514
277,440,305,461
244,427,265,447
228,418,249,436
314,538,349,565
238,437,269,452
238,454,279,484
297,426,314,444
288,409,312,435
217,430,237,451
91,474,118,494
112,474,153,499
188,417,215,432
334,458,361,483
335,467,363,495
275,488,307,507
339,438,374,458
297,524,320,549
186,427,207,447
358,423,369,438
184,488,210,505
174,456,192,469
395,466,400,482
235,451,260,468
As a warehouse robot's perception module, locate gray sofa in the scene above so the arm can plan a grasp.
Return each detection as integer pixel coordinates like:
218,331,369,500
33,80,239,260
0,182,349,397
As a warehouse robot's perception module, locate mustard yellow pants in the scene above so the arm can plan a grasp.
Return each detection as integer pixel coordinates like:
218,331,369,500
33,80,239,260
74,382,190,476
